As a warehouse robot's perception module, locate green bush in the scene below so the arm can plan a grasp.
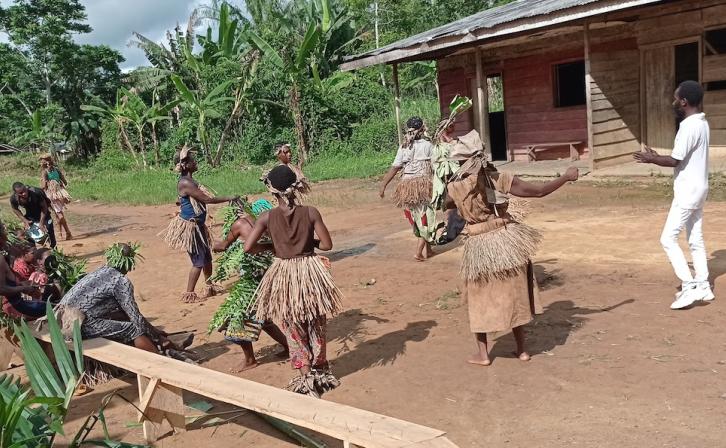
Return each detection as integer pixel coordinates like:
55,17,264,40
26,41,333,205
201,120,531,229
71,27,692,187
2,152,39,173
91,148,136,172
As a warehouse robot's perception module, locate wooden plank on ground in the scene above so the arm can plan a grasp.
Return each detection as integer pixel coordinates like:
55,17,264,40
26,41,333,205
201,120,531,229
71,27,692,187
34,331,453,448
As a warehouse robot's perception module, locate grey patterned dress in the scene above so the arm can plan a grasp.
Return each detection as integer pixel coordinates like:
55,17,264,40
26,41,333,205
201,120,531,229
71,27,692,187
59,266,158,344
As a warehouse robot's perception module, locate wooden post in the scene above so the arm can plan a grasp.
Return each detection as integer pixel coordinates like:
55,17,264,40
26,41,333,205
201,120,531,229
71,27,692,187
137,375,186,443
392,63,402,146
584,22,594,170
475,49,491,159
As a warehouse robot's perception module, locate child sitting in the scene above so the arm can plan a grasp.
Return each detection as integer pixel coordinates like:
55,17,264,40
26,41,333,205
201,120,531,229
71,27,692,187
12,246,35,282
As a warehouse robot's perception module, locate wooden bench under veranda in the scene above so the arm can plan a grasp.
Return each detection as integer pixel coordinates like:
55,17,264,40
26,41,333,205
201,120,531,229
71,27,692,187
27,331,458,448
522,141,583,162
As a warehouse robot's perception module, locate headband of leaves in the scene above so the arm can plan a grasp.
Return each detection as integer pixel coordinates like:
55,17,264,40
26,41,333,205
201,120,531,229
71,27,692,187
105,242,144,272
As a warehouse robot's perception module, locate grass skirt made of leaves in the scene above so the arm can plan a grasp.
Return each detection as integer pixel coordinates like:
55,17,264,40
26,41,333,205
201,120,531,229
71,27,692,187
460,219,542,283
253,255,342,324
46,180,71,204
159,215,211,254
392,175,433,210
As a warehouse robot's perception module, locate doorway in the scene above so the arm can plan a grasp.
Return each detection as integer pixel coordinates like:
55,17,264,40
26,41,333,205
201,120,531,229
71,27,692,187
487,74,507,161
643,40,700,152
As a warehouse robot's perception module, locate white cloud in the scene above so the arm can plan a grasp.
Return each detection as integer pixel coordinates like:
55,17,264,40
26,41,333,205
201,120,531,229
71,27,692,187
75,0,203,70
1,0,205,69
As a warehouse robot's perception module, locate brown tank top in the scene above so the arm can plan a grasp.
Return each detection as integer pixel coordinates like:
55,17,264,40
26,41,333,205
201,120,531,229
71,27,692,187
267,206,316,259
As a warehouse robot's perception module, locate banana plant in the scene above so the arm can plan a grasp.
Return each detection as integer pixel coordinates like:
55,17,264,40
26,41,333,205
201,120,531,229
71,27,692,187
247,21,320,166
11,109,64,151
171,74,234,165
245,0,360,166
0,304,148,447
81,90,138,167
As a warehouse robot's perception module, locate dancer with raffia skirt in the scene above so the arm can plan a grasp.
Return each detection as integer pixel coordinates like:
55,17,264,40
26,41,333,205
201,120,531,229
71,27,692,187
244,165,342,398
445,142,578,365
39,154,72,240
159,145,238,303
263,142,311,203
379,117,437,261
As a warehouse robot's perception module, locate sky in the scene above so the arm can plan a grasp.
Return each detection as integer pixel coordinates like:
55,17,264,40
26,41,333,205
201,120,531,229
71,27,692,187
1,0,208,70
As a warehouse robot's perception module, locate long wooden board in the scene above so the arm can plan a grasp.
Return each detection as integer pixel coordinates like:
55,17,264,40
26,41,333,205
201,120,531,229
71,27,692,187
35,332,457,448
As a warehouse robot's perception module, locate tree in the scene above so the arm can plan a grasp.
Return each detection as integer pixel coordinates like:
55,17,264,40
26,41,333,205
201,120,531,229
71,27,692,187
172,75,234,166
246,0,361,165
0,0,91,105
82,90,138,166
0,0,123,156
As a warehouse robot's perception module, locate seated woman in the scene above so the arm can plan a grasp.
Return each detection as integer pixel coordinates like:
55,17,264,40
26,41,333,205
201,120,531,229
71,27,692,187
57,243,188,354
0,222,45,319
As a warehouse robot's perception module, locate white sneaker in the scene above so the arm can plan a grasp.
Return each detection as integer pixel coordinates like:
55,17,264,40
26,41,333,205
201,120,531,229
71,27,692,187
670,283,698,310
695,282,715,302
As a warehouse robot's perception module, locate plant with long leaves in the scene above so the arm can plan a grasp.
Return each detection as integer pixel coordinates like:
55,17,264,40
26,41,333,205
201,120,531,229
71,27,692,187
171,75,234,165
0,304,148,447
81,90,138,166
47,248,87,293
431,95,472,211
104,242,143,273
245,0,361,166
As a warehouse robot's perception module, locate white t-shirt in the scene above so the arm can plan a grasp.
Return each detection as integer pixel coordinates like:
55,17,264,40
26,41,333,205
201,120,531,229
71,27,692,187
671,113,710,209
392,140,433,179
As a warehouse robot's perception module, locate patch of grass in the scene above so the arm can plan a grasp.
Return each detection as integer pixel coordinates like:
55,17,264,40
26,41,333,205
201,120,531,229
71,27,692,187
0,151,390,205
435,289,461,310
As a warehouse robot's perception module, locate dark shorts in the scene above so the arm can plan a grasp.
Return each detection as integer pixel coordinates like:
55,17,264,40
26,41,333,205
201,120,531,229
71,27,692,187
187,221,212,268
188,246,212,268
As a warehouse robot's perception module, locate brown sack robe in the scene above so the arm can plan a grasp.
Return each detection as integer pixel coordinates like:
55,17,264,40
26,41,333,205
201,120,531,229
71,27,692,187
447,167,542,334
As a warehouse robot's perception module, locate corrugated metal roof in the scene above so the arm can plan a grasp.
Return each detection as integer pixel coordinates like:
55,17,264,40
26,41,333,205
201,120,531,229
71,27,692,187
342,0,664,68
361,0,602,57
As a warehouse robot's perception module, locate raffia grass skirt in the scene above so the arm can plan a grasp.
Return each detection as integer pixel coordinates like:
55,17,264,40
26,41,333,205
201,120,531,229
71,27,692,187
46,180,71,204
253,256,342,324
460,222,542,283
158,215,211,254
392,176,433,209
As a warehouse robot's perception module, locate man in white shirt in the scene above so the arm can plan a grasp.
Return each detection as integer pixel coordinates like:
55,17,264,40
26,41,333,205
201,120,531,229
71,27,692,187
634,80,713,309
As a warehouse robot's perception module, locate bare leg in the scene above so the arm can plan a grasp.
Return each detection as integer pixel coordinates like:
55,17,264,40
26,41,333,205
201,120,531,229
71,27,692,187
186,266,202,293
181,266,206,303
424,240,433,258
231,342,259,372
57,212,72,240
263,322,290,357
512,326,530,361
415,239,427,261
467,332,491,366
133,335,159,353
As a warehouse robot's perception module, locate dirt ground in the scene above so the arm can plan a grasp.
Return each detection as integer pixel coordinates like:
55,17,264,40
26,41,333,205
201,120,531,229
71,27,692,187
21,177,726,448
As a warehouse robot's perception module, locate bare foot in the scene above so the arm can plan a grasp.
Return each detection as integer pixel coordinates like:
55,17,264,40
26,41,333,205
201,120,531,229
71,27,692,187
467,354,491,366
65,234,73,241
181,292,206,303
230,359,259,373
414,254,426,262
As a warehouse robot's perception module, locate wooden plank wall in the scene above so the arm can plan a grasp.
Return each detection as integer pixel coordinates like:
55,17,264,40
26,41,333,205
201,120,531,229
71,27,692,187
706,91,726,147
635,0,726,147
502,48,588,161
590,39,642,168
437,54,476,136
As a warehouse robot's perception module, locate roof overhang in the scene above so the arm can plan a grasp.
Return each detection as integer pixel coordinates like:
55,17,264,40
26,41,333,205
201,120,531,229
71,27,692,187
340,0,664,71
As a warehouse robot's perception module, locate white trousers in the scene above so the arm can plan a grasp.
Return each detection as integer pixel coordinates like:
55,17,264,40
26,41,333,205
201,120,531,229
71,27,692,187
660,204,709,283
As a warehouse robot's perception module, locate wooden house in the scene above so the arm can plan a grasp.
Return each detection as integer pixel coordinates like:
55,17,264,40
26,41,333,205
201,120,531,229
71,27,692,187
341,0,726,169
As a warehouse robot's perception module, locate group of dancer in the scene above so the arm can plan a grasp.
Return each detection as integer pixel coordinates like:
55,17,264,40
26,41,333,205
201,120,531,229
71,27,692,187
1,80,713,397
